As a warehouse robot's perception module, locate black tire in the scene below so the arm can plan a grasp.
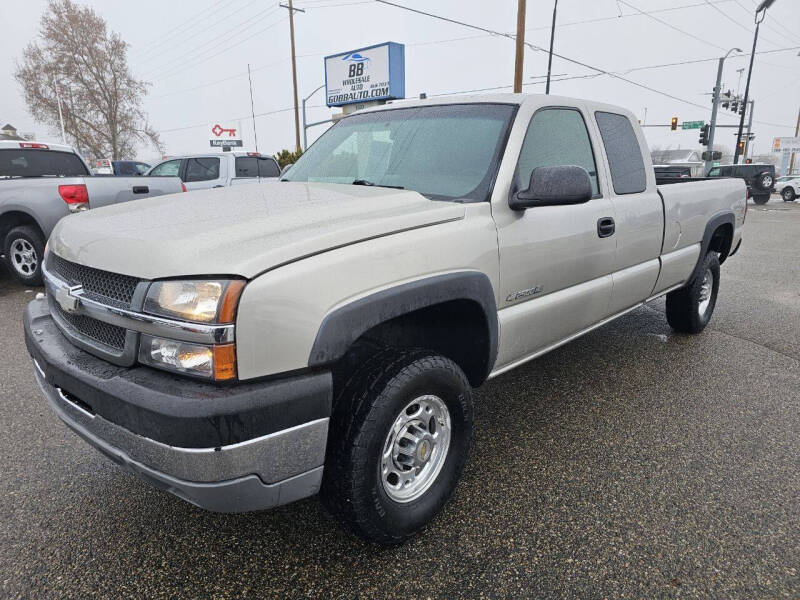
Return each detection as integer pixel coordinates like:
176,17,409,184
752,194,770,205
781,187,796,202
3,225,45,286
754,171,773,191
665,252,720,334
321,348,473,545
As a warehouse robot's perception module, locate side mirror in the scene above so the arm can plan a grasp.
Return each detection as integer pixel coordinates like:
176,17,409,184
510,165,593,210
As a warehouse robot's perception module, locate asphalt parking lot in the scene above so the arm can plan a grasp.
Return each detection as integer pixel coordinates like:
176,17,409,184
1,199,798,599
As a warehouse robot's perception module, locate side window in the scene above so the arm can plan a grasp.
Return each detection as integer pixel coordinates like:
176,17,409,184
515,108,600,196
258,158,280,177
595,111,647,194
135,162,150,175
185,157,220,182
150,159,181,177
235,157,258,177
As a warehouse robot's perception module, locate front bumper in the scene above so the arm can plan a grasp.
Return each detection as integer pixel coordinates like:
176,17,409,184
25,297,332,513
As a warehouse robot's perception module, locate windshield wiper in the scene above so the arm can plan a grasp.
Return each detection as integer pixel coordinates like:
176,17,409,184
351,179,404,189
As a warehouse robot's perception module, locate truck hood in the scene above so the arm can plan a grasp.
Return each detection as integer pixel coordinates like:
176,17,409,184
48,181,465,279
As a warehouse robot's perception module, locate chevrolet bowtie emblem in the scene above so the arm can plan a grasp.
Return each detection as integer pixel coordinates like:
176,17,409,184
56,285,82,314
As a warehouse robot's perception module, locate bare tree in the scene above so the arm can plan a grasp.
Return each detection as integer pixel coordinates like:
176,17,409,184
14,0,161,159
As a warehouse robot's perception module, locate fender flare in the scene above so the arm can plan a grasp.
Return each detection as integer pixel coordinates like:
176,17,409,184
688,211,735,283
308,271,499,379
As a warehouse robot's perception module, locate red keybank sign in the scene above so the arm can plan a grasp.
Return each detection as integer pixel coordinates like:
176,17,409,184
209,123,242,147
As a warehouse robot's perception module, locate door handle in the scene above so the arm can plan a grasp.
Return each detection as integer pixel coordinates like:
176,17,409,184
597,217,615,238
132,186,149,194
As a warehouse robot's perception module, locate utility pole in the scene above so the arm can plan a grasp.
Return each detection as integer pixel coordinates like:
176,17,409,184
513,0,526,93
705,48,740,175
281,1,304,153
734,0,776,164
247,64,259,154
545,0,558,94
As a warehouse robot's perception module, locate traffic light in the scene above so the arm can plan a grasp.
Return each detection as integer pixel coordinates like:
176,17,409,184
739,103,746,116
699,124,710,146
731,101,739,113
738,140,746,155
670,117,678,131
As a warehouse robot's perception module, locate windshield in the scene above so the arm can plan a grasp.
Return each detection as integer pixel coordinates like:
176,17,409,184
284,103,516,201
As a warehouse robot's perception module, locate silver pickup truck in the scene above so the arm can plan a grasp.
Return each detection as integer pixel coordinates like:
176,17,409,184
1,141,184,285
25,94,745,544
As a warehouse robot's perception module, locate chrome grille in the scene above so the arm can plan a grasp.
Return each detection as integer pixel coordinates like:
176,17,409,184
48,254,141,308
51,299,127,351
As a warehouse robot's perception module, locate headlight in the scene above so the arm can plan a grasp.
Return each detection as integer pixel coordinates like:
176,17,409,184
144,280,245,323
139,335,236,380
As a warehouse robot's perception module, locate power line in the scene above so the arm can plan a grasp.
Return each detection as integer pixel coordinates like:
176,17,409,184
137,0,264,68
617,0,727,52
372,0,794,128
156,105,322,134
132,0,239,61
145,5,283,80
702,0,783,48
735,0,800,45
147,15,288,83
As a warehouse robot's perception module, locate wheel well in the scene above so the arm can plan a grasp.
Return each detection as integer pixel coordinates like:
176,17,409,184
708,222,733,263
0,212,44,248
331,299,492,392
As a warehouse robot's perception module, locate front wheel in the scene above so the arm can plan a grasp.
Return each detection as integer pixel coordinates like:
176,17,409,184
665,252,720,334
782,187,796,202
321,349,473,545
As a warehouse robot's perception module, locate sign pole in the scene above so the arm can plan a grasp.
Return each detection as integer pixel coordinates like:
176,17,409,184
513,0,526,93
247,64,259,154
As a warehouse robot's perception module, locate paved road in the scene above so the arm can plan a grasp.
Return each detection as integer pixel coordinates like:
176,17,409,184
1,200,798,599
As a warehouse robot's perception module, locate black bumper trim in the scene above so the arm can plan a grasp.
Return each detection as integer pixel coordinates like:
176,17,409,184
25,298,332,448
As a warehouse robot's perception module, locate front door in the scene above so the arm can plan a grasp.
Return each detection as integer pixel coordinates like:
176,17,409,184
493,106,616,371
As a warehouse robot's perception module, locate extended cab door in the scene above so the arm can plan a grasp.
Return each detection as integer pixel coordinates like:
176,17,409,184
492,104,616,372
592,111,663,313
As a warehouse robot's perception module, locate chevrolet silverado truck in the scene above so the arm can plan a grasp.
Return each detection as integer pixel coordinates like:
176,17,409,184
25,94,745,544
1,141,184,285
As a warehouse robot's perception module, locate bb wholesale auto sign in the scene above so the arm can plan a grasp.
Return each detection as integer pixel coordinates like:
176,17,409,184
209,123,243,147
325,42,405,107
772,137,800,153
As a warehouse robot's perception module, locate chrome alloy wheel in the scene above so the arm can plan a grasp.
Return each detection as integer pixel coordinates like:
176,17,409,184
381,395,452,503
698,267,714,316
10,238,38,277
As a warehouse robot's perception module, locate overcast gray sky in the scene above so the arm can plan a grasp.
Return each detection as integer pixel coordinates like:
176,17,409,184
1,0,798,162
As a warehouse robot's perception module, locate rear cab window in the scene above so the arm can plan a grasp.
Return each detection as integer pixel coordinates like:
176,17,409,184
235,157,258,178
0,149,89,178
595,111,647,194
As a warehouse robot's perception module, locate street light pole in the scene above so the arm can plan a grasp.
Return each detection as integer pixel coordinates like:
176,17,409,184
545,0,558,94
302,83,325,150
733,0,776,164
705,47,741,175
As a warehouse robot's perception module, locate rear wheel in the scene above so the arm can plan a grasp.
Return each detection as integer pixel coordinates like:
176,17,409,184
752,194,770,205
665,252,720,334
782,187,796,202
4,226,44,286
321,348,473,545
